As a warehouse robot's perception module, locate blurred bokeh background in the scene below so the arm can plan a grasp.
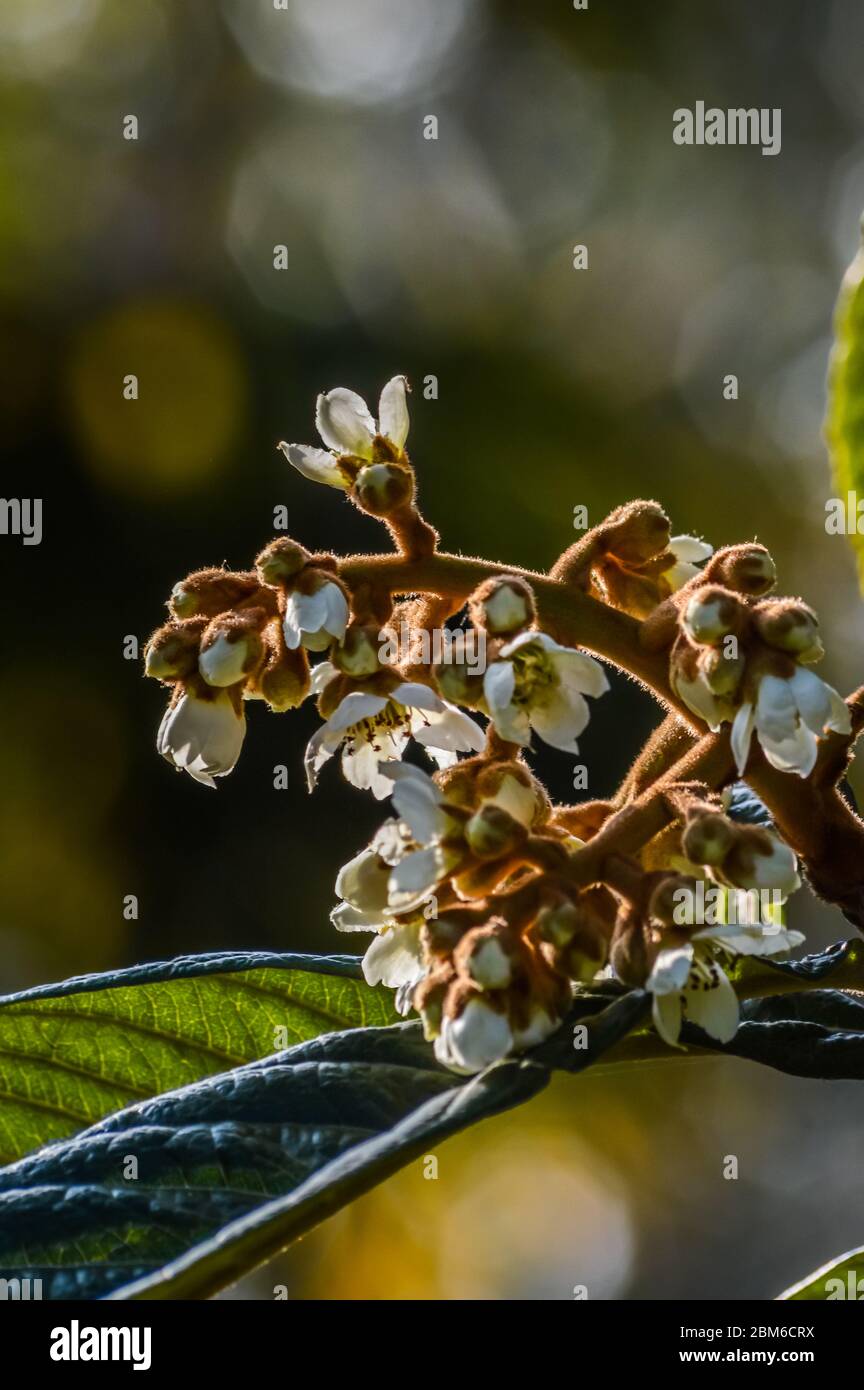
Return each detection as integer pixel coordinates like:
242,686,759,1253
2,0,864,1299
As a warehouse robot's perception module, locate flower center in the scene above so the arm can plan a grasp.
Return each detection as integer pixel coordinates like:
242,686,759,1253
510,647,557,708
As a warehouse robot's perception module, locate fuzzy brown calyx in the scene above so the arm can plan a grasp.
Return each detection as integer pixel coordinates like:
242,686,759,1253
700,543,776,597
753,598,824,662
255,538,312,587
145,617,207,682
169,569,264,620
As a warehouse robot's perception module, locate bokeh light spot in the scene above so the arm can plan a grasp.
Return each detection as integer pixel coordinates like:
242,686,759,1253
67,299,247,496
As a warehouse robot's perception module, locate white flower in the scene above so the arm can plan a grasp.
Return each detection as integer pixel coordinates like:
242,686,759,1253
305,673,484,800
731,667,851,779
279,376,409,490
283,581,349,652
663,535,713,591
483,631,609,752
648,922,804,1048
330,837,428,1016
157,689,245,787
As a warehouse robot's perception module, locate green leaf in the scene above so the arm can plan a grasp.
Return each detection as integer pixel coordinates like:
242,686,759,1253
0,986,645,1300
827,223,864,586
778,1245,864,1300
682,988,864,1078
0,952,399,1165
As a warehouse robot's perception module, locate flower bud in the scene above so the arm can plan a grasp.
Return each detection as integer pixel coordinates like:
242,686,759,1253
199,615,264,688
169,569,261,620
681,811,735,867
602,501,671,565
682,586,743,646
464,804,527,860
144,621,204,681
455,922,516,990
332,624,382,678
536,900,581,948
254,643,311,710
469,575,536,637
434,660,485,707
707,543,776,597
354,462,413,516
754,600,823,662
610,908,649,988
256,538,310,588
555,932,607,984
648,874,696,928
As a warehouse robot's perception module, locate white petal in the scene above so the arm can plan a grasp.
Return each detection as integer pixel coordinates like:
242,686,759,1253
553,648,610,699
498,630,556,659
377,375,410,449
341,739,393,799
335,846,391,913
789,665,833,735
284,589,328,650
758,721,818,778
380,763,448,843
361,924,424,991
483,660,516,714
304,725,335,790
321,582,349,641
309,660,338,695
698,924,803,956
652,991,684,1048
730,702,755,775
790,666,851,737
330,901,384,933
685,968,739,1043
411,704,486,754
315,387,375,457
445,1000,513,1073
279,442,348,489
198,633,248,688
529,688,589,753
756,675,798,743
674,669,724,731
647,945,693,996
325,691,389,735
390,681,445,713
669,534,713,563
388,845,448,908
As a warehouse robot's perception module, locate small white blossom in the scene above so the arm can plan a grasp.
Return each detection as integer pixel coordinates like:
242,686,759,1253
305,671,484,800
157,689,245,787
731,667,851,779
483,631,609,753
648,922,804,1048
279,376,409,489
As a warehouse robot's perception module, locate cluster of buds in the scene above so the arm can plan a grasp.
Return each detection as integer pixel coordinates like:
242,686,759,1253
663,562,851,776
143,374,859,1073
332,756,618,1071
145,567,309,785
